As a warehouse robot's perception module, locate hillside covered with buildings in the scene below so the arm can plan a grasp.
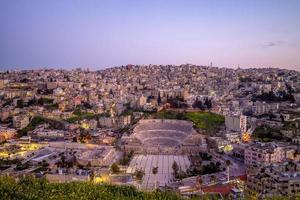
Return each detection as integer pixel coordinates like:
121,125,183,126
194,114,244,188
0,65,300,199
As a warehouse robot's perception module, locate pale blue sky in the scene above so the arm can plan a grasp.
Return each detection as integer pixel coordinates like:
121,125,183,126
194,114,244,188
0,0,300,70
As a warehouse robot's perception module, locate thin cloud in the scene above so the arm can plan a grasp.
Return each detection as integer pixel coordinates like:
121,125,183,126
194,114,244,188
291,41,300,47
260,40,300,48
260,40,285,48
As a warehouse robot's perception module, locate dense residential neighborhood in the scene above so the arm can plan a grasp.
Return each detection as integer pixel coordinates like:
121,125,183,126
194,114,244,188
0,65,299,199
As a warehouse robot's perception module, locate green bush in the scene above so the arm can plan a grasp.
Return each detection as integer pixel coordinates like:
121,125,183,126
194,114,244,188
0,176,189,200
0,176,300,199
252,125,283,141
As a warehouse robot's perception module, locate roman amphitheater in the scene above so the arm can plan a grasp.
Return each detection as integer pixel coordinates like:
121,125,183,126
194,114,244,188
122,119,207,155
122,119,207,189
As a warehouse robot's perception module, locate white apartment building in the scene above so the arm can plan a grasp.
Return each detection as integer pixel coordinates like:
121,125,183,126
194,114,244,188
245,143,285,166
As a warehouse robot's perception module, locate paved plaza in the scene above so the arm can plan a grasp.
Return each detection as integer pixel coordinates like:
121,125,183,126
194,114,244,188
127,154,190,190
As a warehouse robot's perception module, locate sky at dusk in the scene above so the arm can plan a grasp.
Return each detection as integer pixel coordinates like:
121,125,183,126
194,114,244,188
0,0,300,71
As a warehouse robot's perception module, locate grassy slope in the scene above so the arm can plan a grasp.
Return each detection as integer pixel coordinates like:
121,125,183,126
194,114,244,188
0,176,191,200
185,112,224,130
0,176,298,200
152,110,225,133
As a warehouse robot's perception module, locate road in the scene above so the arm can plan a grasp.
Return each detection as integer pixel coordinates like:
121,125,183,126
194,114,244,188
212,151,246,178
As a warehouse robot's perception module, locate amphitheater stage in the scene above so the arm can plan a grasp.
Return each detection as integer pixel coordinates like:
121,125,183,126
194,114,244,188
127,154,190,190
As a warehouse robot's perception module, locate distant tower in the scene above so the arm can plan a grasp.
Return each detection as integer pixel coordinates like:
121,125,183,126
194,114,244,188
210,62,213,68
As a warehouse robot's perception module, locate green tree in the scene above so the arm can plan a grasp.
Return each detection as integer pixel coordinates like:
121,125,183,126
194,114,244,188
111,163,120,174
90,170,95,182
134,169,144,183
157,93,162,105
172,161,179,178
16,99,24,108
210,175,217,184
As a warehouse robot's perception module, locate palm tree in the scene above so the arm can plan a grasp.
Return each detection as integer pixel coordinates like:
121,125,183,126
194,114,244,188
226,160,231,183
152,166,158,190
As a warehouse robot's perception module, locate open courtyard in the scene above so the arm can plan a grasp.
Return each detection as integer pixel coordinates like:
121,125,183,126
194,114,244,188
127,154,191,190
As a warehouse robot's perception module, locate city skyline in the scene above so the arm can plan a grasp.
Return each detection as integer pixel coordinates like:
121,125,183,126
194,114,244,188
0,0,300,71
